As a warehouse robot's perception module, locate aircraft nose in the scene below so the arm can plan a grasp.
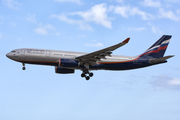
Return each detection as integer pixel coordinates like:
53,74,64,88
6,53,9,58
6,53,12,59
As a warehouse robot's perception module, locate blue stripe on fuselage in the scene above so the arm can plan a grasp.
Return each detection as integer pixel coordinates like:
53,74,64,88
17,57,166,71
90,57,149,70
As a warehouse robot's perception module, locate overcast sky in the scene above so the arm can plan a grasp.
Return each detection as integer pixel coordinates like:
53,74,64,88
0,0,180,120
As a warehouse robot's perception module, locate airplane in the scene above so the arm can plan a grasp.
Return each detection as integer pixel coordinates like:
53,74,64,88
6,35,174,80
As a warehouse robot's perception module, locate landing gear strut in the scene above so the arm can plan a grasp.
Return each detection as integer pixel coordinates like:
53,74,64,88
22,63,26,70
81,68,93,80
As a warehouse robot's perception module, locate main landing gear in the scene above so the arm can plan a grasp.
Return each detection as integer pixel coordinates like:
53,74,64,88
81,68,94,80
22,63,26,70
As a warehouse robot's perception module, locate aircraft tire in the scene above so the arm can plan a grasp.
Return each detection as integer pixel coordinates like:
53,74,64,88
89,72,93,77
81,73,86,77
22,67,26,70
86,76,90,80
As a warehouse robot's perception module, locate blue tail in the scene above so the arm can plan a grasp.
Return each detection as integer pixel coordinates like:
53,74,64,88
140,35,172,58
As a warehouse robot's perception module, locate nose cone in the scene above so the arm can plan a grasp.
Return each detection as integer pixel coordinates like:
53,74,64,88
6,53,10,58
6,53,12,59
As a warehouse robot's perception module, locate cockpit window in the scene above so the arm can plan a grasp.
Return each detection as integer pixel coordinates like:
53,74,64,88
11,50,16,52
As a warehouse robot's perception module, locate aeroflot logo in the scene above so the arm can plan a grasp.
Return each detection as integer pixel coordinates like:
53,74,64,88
146,39,170,52
27,49,45,53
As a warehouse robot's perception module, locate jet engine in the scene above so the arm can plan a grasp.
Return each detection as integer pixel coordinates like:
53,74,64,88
55,67,75,74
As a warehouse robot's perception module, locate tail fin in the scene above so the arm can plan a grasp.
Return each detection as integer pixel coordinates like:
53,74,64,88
140,35,172,58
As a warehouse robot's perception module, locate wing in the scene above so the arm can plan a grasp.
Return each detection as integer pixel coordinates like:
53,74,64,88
75,38,130,64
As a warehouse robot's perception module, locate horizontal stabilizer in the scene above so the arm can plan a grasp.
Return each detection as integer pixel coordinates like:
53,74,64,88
149,55,174,64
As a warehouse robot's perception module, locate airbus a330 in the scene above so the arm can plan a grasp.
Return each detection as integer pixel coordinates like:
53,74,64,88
6,35,174,80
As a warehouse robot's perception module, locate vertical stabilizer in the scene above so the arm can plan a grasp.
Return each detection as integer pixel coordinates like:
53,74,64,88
140,35,171,58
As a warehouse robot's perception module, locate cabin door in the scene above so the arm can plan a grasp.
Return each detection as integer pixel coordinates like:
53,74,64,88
21,49,25,56
46,51,50,57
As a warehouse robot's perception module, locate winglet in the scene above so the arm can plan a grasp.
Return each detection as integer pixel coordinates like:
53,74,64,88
122,38,130,43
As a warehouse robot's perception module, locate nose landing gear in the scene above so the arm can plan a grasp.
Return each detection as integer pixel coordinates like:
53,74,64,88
22,63,26,70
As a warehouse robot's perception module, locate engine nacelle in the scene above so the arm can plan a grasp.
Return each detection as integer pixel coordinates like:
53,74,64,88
55,67,75,74
59,58,79,68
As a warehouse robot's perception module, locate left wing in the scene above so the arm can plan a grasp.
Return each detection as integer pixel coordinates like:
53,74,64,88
75,38,130,64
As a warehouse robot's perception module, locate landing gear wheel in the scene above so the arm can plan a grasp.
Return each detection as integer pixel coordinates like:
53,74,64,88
86,76,90,80
22,63,26,70
22,67,26,70
89,72,93,77
81,73,86,77
81,67,93,80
